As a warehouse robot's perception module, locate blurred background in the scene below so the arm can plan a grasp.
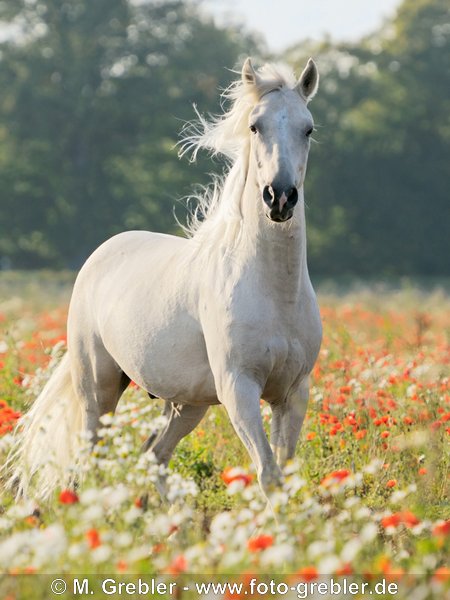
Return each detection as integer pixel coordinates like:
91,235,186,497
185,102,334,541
0,0,448,278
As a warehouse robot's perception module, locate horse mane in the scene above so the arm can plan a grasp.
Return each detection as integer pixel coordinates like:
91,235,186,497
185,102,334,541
178,62,297,241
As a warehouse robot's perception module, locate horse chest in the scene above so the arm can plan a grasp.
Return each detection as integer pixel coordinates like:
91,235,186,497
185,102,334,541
207,286,320,394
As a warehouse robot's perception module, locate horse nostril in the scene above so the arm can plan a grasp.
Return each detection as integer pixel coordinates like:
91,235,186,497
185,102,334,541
286,186,298,207
263,185,274,208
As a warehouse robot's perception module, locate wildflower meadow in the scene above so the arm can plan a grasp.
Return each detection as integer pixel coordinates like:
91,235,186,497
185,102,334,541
0,274,448,599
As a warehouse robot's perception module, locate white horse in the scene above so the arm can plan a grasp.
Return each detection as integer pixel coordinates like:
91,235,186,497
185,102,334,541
8,58,322,501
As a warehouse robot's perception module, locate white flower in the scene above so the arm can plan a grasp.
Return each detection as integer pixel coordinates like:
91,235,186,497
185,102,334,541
91,545,112,563
308,540,334,559
124,506,142,524
260,543,294,567
127,545,150,563
390,490,407,504
407,384,417,397
166,473,198,502
411,523,428,536
103,484,129,509
422,554,437,570
0,433,14,453
210,512,234,540
0,532,30,568
0,517,12,532
68,543,84,559
236,508,254,523
97,427,114,439
344,496,360,508
32,524,67,568
80,488,102,505
248,498,264,512
146,514,171,537
336,510,350,523
226,479,247,495
7,499,36,519
283,459,300,476
317,555,341,574
341,538,362,563
268,490,289,508
363,459,384,474
221,550,245,568
284,474,306,496
99,413,114,426
360,522,378,543
81,505,104,523
115,532,133,548
170,506,193,527
355,507,372,520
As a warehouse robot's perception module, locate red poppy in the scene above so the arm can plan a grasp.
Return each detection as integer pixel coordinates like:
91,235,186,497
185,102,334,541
221,467,253,487
59,489,79,504
381,511,420,529
296,566,318,581
166,555,187,574
432,521,450,537
86,528,101,549
320,469,351,487
433,567,450,582
247,534,274,552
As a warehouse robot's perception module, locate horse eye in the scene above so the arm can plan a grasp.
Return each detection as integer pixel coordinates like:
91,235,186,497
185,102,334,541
305,127,314,138
249,124,258,134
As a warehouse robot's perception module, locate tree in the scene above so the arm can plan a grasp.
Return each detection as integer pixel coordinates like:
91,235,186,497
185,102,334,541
287,0,450,276
0,0,259,267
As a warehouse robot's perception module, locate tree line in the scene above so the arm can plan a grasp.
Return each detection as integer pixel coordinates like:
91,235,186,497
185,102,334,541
0,0,448,275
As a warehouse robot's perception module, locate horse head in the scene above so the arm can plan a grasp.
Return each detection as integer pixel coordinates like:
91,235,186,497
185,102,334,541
242,58,319,223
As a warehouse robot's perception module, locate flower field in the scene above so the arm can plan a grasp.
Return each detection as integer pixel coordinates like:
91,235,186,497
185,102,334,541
0,274,449,599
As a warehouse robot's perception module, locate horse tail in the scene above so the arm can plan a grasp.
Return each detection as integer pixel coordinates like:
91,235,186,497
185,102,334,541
5,352,84,500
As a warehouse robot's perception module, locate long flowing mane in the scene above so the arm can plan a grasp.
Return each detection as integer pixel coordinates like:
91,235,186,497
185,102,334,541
178,63,297,242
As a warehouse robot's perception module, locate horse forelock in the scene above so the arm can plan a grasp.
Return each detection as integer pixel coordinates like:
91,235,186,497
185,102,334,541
179,63,296,161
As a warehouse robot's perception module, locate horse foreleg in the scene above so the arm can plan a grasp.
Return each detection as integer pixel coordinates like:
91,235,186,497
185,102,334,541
270,377,309,468
219,373,283,497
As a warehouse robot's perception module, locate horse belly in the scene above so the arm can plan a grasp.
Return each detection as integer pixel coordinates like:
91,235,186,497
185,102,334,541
104,313,218,406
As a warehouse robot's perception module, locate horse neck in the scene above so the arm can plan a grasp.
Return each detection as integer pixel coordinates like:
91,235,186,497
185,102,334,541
238,159,310,300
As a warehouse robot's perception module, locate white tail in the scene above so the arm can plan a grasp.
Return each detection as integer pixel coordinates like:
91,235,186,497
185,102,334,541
5,353,84,500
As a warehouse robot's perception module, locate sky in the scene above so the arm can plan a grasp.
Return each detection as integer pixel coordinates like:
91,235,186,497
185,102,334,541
204,0,403,52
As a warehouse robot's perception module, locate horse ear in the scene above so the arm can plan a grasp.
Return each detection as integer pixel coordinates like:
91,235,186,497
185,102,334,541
295,58,319,102
242,57,259,87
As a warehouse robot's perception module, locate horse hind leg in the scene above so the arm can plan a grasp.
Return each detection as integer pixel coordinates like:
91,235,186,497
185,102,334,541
142,403,208,504
70,340,130,444
141,399,172,453
149,403,208,466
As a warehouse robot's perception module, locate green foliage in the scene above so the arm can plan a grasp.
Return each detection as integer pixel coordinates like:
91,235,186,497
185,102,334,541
287,0,450,276
0,0,448,275
0,0,258,268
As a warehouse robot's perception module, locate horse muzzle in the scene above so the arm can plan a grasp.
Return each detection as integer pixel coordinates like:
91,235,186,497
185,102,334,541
263,184,298,222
